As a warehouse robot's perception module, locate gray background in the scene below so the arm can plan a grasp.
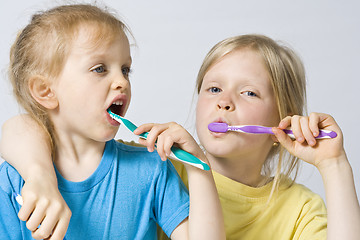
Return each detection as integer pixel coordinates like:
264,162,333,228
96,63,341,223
1,0,359,202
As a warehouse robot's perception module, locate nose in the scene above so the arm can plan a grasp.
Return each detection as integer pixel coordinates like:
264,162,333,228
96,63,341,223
217,95,235,111
111,72,130,92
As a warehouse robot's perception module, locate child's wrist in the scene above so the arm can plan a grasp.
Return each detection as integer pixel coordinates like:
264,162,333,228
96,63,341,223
23,163,57,184
316,152,350,177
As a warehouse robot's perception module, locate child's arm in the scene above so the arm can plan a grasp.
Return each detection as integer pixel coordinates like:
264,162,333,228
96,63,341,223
134,122,225,240
273,112,360,240
0,114,71,239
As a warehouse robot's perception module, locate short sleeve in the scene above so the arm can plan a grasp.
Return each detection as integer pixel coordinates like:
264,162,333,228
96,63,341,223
153,160,189,237
293,194,327,239
0,189,24,239
0,163,29,239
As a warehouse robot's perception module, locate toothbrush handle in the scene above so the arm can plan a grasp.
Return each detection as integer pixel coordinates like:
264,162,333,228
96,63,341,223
283,129,337,139
238,125,337,139
169,146,210,171
140,134,210,170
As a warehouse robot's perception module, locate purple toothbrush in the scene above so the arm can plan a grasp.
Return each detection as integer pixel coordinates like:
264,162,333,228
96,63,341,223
208,122,337,139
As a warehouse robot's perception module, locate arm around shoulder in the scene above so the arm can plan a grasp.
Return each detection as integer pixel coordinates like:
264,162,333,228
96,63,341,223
0,114,71,239
0,114,53,179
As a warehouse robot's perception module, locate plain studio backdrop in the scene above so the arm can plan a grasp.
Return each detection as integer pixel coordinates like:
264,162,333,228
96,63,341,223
0,0,359,202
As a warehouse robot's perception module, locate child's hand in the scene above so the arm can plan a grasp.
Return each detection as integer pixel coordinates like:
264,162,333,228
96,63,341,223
19,172,71,240
134,122,208,167
272,112,347,170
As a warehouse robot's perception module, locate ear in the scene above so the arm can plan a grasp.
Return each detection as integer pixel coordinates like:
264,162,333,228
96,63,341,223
28,75,58,110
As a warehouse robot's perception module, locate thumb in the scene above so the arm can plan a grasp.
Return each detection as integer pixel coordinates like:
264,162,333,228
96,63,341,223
272,127,294,152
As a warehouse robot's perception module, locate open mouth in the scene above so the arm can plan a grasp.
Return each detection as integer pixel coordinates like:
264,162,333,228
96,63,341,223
108,100,124,117
106,98,127,126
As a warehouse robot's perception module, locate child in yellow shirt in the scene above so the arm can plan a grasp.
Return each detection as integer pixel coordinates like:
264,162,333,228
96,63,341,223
156,34,358,239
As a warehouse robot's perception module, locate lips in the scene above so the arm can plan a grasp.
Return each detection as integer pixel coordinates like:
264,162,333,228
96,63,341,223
211,118,229,125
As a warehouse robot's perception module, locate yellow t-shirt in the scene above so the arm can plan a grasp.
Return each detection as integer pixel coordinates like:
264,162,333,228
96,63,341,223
159,161,327,239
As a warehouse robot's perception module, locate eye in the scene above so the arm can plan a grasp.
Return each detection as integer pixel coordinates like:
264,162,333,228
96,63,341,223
90,64,106,74
208,87,222,94
122,67,132,78
242,91,257,97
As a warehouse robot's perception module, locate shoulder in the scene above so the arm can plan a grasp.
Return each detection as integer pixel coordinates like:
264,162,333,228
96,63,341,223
113,139,161,163
113,139,153,156
0,161,24,197
277,179,327,238
283,180,324,203
112,139,177,175
277,178,326,214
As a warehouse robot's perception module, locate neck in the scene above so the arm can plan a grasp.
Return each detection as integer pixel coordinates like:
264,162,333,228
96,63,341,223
206,149,271,187
53,133,105,182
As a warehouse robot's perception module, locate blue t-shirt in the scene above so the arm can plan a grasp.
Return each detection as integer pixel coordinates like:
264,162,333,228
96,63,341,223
0,139,190,239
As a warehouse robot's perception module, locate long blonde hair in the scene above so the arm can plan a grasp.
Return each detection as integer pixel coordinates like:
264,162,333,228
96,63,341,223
9,4,131,158
196,34,307,190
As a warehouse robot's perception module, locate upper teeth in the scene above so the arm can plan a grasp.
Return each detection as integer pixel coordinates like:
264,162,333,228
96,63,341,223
114,100,123,105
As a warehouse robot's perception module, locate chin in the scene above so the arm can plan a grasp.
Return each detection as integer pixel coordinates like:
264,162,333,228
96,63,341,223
100,129,118,142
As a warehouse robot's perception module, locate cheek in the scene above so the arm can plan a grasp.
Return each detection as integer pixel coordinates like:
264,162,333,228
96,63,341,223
124,92,131,115
253,105,279,126
195,98,209,126
196,95,209,115
235,103,278,126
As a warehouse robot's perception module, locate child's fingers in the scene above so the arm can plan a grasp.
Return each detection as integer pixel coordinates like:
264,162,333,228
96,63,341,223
299,116,316,146
31,224,51,239
48,217,70,240
155,134,167,161
272,127,294,152
289,115,305,143
133,123,153,135
137,138,147,146
158,133,176,161
31,201,70,240
133,123,154,151
278,116,291,129
137,123,159,152
18,195,36,221
25,200,48,232
309,112,320,137
162,135,174,158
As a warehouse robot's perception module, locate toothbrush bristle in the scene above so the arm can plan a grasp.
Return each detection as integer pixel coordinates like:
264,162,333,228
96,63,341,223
208,122,229,133
107,109,121,123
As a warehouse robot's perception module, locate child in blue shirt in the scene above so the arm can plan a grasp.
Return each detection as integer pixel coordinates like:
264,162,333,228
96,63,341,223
0,4,224,239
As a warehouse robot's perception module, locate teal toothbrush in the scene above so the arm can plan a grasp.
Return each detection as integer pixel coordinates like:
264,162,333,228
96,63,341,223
107,109,210,171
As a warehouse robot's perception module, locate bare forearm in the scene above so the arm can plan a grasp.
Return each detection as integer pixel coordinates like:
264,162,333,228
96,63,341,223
319,155,360,240
0,114,54,181
186,166,225,240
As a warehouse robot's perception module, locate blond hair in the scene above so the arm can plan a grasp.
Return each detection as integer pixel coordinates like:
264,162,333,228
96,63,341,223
9,4,131,157
196,34,307,191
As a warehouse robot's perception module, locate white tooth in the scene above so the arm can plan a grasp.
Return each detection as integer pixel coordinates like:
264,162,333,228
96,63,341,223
113,100,123,106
